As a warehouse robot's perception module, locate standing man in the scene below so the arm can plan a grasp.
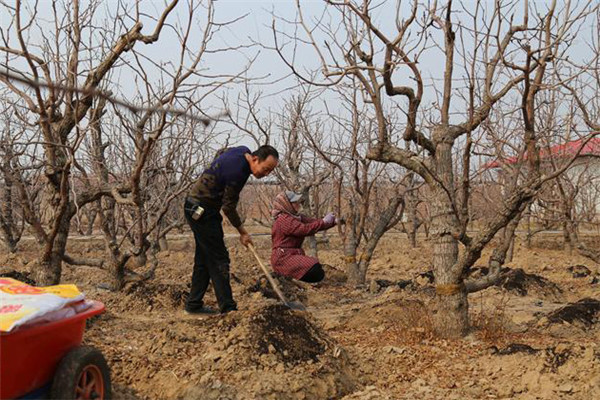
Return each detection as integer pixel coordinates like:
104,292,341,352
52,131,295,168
184,145,279,314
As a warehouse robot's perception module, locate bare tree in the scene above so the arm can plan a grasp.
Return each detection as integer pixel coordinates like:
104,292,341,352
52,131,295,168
400,171,425,248
274,90,334,256
87,96,217,289
0,0,232,285
310,83,409,285
0,107,28,252
553,7,600,262
275,0,597,337
69,1,247,290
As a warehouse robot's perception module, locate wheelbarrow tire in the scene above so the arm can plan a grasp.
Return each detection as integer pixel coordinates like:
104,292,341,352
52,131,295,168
50,345,111,400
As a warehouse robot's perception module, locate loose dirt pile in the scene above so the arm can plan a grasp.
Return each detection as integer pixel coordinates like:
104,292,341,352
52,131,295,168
547,298,600,328
177,304,357,400
86,303,357,400
119,281,190,312
0,267,36,285
499,268,564,300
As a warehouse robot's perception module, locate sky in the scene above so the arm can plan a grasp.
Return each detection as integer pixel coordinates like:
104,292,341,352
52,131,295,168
1,0,596,152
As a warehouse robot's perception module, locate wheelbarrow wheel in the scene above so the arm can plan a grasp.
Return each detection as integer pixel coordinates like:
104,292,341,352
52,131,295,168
50,345,111,400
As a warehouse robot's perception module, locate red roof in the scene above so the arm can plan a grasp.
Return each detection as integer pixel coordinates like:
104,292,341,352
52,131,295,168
484,137,600,169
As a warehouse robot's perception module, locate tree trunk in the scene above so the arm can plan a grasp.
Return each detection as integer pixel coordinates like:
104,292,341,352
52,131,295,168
107,251,128,291
430,141,469,338
0,173,19,253
344,229,361,285
430,207,468,338
405,188,419,248
85,207,97,236
507,235,515,263
562,214,573,254
407,229,417,248
159,237,169,252
526,205,532,249
33,218,70,285
306,235,318,258
33,256,61,286
131,252,147,268
39,184,61,228
357,259,371,284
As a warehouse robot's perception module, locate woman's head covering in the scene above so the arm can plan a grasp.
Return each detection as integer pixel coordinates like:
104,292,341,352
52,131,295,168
285,190,302,203
271,191,302,219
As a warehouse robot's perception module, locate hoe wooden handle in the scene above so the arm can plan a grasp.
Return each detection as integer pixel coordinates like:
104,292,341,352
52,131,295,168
248,243,289,304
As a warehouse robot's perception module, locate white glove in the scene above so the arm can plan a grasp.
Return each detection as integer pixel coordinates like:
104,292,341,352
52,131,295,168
323,212,335,225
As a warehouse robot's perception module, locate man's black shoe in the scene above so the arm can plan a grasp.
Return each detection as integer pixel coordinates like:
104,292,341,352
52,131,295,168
184,306,217,315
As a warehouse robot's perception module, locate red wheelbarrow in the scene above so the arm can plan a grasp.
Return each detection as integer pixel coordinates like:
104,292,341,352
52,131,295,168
0,300,111,399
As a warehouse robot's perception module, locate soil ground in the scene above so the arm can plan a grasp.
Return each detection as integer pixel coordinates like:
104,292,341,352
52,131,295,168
1,232,599,399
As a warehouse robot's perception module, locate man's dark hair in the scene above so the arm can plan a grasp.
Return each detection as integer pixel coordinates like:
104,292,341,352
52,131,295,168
252,145,279,161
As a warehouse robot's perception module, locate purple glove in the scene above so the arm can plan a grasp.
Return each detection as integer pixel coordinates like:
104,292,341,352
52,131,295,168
323,212,335,225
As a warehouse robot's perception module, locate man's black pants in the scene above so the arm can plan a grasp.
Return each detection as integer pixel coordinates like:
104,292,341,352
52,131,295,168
184,198,237,313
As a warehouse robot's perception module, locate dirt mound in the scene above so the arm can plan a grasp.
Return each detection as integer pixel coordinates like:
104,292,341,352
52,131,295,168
248,304,325,364
469,266,563,300
567,264,592,278
85,303,357,400
547,298,600,327
175,304,357,399
345,298,432,336
492,343,540,355
499,268,563,300
479,342,600,398
0,268,36,285
374,279,412,290
105,281,190,312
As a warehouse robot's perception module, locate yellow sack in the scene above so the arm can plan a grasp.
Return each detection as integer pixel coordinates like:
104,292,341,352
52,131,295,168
0,278,84,332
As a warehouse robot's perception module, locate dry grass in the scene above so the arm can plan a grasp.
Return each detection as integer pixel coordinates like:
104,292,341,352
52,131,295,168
471,291,510,343
394,300,436,343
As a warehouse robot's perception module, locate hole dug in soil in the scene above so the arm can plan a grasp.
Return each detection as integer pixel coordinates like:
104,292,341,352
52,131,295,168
246,275,307,303
567,264,592,278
